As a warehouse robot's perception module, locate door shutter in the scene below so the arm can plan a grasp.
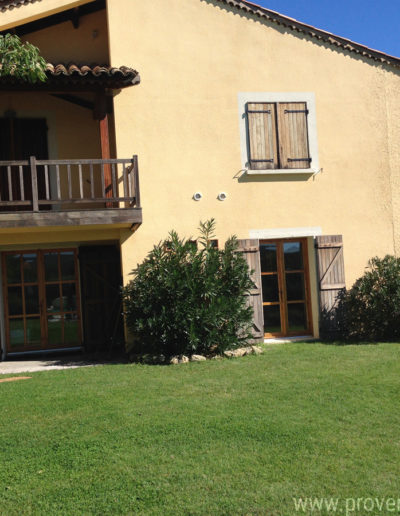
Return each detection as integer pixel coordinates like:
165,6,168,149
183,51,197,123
237,239,264,342
79,245,124,352
246,103,278,170
277,102,311,169
315,235,346,337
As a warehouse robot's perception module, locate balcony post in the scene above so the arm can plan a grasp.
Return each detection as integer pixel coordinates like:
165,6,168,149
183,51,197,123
133,155,141,208
30,155,39,212
94,91,113,199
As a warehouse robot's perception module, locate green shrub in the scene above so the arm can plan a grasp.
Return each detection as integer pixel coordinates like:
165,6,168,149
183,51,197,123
337,255,400,341
122,220,254,357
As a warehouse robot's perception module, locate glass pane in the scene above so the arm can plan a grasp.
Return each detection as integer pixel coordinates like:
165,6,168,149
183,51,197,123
284,242,303,271
44,252,59,282
6,254,21,284
48,316,63,346
46,284,62,313
260,244,277,272
62,283,77,312
8,287,23,315
60,252,75,281
26,317,42,347
286,273,305,301
64,318,79,345
22,253,38,283
288,303,307,332
24,285,39,314
262,275,279,302
9,319,24,348
263,305,281,334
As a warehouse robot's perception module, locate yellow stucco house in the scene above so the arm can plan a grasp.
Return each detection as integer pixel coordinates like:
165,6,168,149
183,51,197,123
0,0,399,357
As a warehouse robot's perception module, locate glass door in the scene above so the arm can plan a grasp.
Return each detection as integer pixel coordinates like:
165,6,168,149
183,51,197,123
260,242,282,335
283,240,310,335
43,250,81,349
2,249,82,352
3,252,42,351
260,238,312,337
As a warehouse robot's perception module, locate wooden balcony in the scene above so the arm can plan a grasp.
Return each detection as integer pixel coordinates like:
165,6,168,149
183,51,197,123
0,156,142,230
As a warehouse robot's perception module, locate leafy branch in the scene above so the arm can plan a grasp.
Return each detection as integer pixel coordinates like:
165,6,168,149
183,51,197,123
0,33,47,83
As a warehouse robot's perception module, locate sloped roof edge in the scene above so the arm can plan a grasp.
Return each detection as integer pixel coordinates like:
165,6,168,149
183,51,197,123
46,62,139,82
1,0,42,13
215,0,400,68
0,63,141,90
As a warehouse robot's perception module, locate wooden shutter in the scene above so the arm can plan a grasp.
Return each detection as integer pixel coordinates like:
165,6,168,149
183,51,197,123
237,239,264,342
277,102,311,169
246,103,278,170
315,235,346,337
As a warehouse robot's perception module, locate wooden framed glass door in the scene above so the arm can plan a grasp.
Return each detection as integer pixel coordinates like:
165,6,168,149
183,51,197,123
3,252,42,351
2,249,82,352
260,238,312,337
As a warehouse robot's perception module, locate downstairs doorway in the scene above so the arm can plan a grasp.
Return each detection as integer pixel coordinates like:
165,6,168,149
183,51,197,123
260,238,312,337
1,244,124,355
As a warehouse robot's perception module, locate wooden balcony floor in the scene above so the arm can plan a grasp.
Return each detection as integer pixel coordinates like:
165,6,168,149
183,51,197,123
0,207,142,229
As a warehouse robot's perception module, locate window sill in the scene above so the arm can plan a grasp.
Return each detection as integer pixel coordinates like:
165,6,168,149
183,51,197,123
246,168,317,176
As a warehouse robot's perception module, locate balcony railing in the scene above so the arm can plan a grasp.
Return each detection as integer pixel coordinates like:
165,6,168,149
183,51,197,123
0,156,140,212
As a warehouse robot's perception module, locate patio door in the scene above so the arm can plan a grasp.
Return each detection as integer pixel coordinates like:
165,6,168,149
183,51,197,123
261,238,312,337
2,249,82,353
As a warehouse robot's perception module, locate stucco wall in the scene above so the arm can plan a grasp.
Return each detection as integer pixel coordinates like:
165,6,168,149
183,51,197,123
385,70,400,255
106,0,400,294
20,8,109,64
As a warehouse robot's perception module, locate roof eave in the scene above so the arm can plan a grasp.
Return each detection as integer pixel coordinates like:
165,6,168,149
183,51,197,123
216,0,400,68
0,63,141,91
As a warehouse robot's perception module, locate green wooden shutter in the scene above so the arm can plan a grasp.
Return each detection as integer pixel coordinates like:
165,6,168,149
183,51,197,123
315,235,346,337
277,102,311,169
246,103,278,170
237,239,264,342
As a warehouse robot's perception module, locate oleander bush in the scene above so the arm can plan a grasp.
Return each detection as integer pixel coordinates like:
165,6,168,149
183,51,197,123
122,219,254,358
337,255,400,341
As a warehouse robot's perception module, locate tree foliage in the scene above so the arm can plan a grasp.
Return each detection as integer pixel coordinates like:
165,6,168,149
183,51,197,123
122,219,254,357
0,33,47,83
336,255,400,341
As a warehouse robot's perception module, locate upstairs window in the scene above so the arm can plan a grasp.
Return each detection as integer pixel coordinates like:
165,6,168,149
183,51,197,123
246,102,311,171
238,93,318,175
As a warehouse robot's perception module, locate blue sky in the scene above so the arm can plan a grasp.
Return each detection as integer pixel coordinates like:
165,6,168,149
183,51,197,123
252,0,400,57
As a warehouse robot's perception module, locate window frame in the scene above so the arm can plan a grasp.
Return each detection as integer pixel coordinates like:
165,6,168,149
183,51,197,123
238,92,319,176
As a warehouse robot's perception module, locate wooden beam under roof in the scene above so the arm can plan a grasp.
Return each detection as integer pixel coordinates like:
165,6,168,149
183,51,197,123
0,0,105,36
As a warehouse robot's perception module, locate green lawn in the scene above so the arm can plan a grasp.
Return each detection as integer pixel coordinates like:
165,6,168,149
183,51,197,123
1,343,400,515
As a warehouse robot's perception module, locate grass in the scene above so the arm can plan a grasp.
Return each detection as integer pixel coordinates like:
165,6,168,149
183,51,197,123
0,343,400,515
